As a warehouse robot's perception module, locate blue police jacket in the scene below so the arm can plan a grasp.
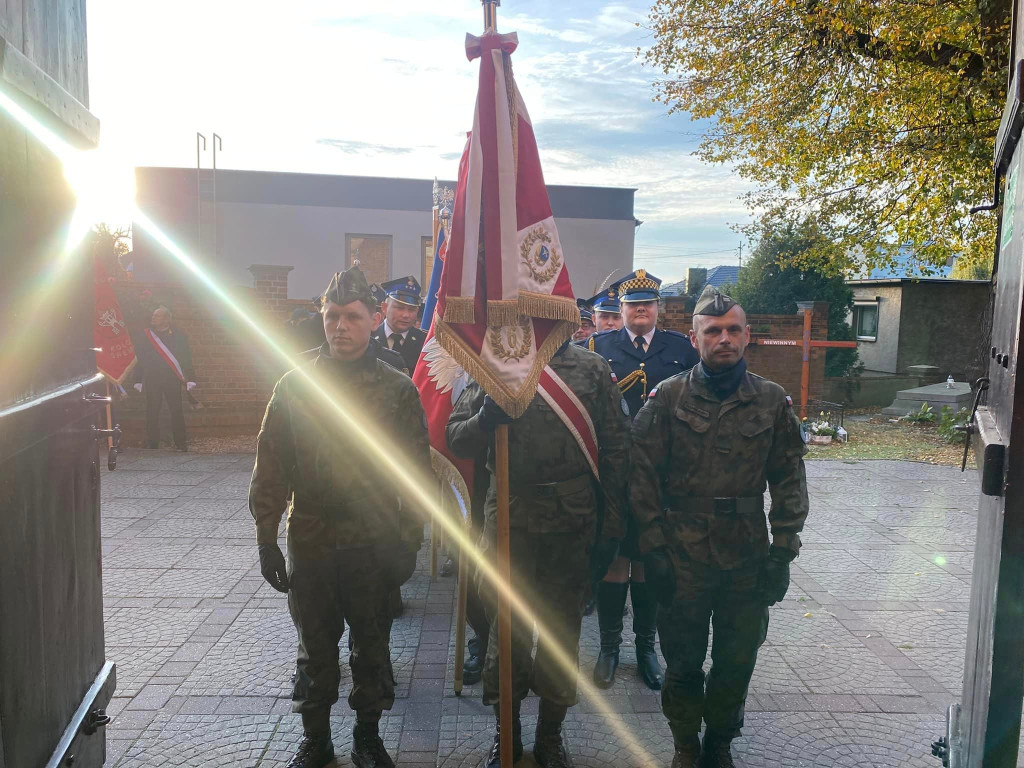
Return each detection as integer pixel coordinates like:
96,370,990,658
588,327,699,420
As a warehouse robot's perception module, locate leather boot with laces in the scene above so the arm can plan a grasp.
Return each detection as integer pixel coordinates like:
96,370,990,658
350,721,394,768
698,734,736,768
533,701,574,768
483,705,523,768
286,733,334,768
670,735,701,768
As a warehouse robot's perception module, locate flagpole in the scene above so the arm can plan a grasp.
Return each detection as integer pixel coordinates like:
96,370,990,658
105,379,114,449
453,507,469,696
478,2,512,762
430,189,441,582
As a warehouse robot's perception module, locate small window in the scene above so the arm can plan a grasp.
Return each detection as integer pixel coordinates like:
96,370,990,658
853,304,878,341
345,234,391,287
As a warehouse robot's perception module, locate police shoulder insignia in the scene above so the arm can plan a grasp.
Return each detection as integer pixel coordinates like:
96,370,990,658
620,398,629,417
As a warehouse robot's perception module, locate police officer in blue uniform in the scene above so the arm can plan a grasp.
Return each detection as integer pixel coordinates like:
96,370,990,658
371,277,427,375
588,269,699,692
590,287,624,333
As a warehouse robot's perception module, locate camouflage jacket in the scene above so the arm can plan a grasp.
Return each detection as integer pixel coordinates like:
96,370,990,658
630,364,808,568
249,344,430,554
445,343,630,541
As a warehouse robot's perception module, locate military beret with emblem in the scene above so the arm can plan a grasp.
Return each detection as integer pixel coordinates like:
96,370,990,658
693,284,738,316
381,276,423,307
323,265,375,307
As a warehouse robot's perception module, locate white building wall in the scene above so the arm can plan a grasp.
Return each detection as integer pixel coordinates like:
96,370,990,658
213,202,635,301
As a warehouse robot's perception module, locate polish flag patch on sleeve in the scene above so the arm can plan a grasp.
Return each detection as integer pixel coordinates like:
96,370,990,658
786,395,794,407
610,371,618,383
649,387,658,399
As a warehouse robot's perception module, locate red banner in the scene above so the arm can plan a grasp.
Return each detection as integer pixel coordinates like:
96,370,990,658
94,258,136,384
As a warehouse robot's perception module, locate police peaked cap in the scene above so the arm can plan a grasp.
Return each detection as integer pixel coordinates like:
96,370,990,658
617,269,662,302
381,276,423,307
323,265,375,307
589,286,621,314
693,284,739,316
576,298,595,322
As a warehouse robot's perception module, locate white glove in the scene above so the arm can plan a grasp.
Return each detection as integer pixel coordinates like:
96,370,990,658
186,381,197,391
134,383,143,393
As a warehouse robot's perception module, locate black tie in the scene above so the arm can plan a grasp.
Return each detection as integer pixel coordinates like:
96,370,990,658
635,337,646,354
390,333,404,352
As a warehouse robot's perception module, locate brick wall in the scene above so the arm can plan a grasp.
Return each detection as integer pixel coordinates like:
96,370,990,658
660,297,829,402
112,264,323,444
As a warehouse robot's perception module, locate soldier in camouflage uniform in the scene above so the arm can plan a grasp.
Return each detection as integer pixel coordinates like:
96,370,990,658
249,266,430,768
446,341,631,768
630,285,808,768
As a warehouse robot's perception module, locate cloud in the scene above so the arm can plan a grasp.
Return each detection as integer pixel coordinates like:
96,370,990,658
316,139,414,155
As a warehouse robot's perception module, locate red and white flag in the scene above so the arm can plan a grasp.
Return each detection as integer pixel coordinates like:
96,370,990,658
433,31,580,418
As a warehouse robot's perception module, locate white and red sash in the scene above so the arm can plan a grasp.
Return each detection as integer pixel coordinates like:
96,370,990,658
536,366,599,480
144,328,186,382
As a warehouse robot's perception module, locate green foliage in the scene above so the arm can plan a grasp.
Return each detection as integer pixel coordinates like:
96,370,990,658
938,405,971,443
904,402,936,423
951,254,993,280
727,220,860,377
643,0,1009,273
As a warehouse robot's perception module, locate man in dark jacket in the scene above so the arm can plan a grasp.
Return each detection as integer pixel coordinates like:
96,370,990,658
446,342,631,768
249,266,430,768
371,276,427,375
133,306,195,451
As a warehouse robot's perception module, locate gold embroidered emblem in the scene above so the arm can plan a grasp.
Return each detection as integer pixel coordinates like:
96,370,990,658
488,319,534,363
520,225,561,283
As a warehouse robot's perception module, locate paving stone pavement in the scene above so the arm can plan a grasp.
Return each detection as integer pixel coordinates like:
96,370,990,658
100,451,983,767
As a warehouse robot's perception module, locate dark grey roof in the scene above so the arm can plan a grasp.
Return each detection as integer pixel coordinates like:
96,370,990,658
135,167,635,221
706,265,741,286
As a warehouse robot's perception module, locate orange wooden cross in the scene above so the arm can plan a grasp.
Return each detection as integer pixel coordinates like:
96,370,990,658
757,309,857,417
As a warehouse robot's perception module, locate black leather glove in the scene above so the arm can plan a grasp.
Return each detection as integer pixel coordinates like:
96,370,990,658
477,395,513,432
759,546,795,606
590,538,620,582
643,548,676,605
258,543,289,593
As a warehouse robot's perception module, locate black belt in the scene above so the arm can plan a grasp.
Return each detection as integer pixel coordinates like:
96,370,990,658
665,495,763,515
516,474,593,500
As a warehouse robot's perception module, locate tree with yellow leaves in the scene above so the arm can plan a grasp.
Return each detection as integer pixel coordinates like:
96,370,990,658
644,0,1010,273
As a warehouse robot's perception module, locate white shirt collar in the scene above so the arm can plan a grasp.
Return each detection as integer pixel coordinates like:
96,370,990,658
625,327,655,347
382,320,409,340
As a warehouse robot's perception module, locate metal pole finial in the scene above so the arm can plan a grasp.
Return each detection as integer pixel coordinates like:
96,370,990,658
482,0,499,31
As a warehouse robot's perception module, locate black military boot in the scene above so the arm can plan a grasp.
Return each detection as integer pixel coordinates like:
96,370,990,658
483,703,523,767
698,733,736,768
593,581,628,688
287,715,335,768
630,581,664,691
350,719,395,768
533,700,574,768
464,635,486,685
670,735,701,768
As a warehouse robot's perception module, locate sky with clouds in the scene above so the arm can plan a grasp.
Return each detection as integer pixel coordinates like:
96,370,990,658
86,1,750,282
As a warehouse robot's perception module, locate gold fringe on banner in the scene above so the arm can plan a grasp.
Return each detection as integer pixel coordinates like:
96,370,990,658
486,299,521,328
430,447,472,525
517,292,581,325
434,318,576,419
98,357,137,387
443,297,476,325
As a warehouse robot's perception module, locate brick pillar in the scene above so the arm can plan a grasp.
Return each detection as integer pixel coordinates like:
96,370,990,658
249,264,294,318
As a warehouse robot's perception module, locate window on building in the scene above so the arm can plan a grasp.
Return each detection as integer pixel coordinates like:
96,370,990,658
422,235,434,287
853,303,879,341
345,234,391,287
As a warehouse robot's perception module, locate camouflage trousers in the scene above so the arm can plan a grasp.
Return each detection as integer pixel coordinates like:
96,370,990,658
476,524,592,708
658,559,769,741
287,546,395,718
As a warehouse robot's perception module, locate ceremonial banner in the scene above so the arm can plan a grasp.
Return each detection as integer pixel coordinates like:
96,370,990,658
93,258,136,384
435,31,580,418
